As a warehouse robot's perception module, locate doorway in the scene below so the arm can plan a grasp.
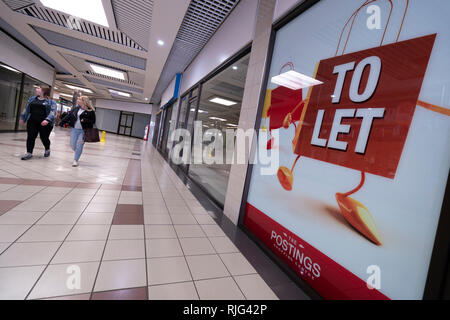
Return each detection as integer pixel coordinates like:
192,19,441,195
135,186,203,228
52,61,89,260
118,111,134,136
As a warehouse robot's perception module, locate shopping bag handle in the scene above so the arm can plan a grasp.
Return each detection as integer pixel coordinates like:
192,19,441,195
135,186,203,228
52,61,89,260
279,62,294,75
335,0,409,56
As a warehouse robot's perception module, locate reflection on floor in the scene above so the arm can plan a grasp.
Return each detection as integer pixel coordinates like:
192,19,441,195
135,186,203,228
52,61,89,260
0,128,280,300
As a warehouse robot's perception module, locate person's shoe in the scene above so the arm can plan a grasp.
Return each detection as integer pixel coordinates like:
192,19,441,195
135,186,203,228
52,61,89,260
44,149,51,157
21,153,32,160
72,160,78,167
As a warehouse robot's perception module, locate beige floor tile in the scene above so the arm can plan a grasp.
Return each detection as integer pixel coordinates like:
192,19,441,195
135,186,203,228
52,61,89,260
148,282,199,300
17,225,72,242
167,206,192,215
174,225,206,238
193,215,217,225
51,240,106,264
195,277,245,300
209,237,239,254
67,225,110,241
50,202,88,213
201,225,226,237
179,238,216,256
0,265,46,300
94,259,146,292
13,202,54,212
0,211,45,225
143,206,169,215
0,192,35,201
103,239,145,261
76,212,114,225
144,225,177,239
0,242,61,267
37,212,81,225
109,225,144,240
219,253,257,276
170,214,198,225
84,203,117,213
0,242,10,254
28,262,99,300
146,239,183,258
144,214,172,225
186,254,230,280
234,274,278,300
147,256,192,285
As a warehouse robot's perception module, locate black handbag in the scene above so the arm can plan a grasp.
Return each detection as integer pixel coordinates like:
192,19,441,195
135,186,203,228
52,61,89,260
84,127,100,143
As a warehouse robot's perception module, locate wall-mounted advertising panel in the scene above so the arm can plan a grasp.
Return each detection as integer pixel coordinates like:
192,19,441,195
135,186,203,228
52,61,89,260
244,0,450,300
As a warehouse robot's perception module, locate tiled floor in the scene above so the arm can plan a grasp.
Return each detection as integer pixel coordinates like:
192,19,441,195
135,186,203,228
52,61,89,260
0,129,283,300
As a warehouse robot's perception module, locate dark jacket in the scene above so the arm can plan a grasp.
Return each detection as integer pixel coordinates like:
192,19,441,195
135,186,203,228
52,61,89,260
20,96,58,126
60,106,96,129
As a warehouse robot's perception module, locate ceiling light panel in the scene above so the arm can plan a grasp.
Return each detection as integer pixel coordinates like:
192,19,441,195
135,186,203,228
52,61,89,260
90,64,126,80
209,117,227,122
65,84,93,93
108,89,131,97
39,0,109,27
271,70,323,90
209,97,237,106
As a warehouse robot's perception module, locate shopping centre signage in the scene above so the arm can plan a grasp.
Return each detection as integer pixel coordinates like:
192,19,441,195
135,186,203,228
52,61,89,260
244,0,450,300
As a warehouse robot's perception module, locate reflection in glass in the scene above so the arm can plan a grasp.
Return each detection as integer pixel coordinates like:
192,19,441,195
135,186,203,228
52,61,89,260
0,63,22,131
188,53,250,206
18,75,47,131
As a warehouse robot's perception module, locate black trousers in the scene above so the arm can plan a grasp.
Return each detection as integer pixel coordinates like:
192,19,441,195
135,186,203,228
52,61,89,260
26,120,53,154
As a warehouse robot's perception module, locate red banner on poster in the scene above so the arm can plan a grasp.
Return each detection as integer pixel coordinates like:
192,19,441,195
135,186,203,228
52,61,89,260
245,203,389,300
294,34,436,179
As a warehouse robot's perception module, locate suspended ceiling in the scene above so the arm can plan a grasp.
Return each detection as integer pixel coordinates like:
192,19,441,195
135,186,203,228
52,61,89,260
0,0,240,105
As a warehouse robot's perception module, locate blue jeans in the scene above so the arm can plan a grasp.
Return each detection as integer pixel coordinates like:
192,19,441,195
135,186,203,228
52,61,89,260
70,128,85,161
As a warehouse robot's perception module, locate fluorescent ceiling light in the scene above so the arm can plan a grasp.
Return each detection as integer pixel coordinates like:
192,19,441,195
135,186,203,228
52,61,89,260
232,66,238,70
65,84,93,93
157,40,164,46
209,117,227,122
39,0,109,27
58,93,73,98
0,64,20,73
226,123,238,127
108,89,131,97
90,63,126,80
198,110,207,114
209,97,237,106
271,70,323,90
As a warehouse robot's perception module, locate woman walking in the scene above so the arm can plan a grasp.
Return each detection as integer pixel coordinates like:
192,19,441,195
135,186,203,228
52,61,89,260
20,85,57,160
59,96,96,167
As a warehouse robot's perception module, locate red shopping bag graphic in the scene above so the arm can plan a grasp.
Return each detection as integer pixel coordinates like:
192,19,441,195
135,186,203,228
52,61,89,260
294,34,436,179
267,86,304,131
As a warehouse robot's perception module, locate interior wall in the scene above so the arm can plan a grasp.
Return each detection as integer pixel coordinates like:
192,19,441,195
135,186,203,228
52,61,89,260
95,107,121,133
160,74,177,107
0,30,54,85
95,99,152,114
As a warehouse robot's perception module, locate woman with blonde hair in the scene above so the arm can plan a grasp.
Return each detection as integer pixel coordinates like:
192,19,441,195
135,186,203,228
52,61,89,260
59,95,96,167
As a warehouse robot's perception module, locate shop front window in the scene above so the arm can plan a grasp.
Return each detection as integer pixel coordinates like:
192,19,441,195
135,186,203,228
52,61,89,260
188,53,250,206
0,63,22,131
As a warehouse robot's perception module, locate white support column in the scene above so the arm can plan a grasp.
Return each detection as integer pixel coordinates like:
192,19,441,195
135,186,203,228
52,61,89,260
223,0,276,224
